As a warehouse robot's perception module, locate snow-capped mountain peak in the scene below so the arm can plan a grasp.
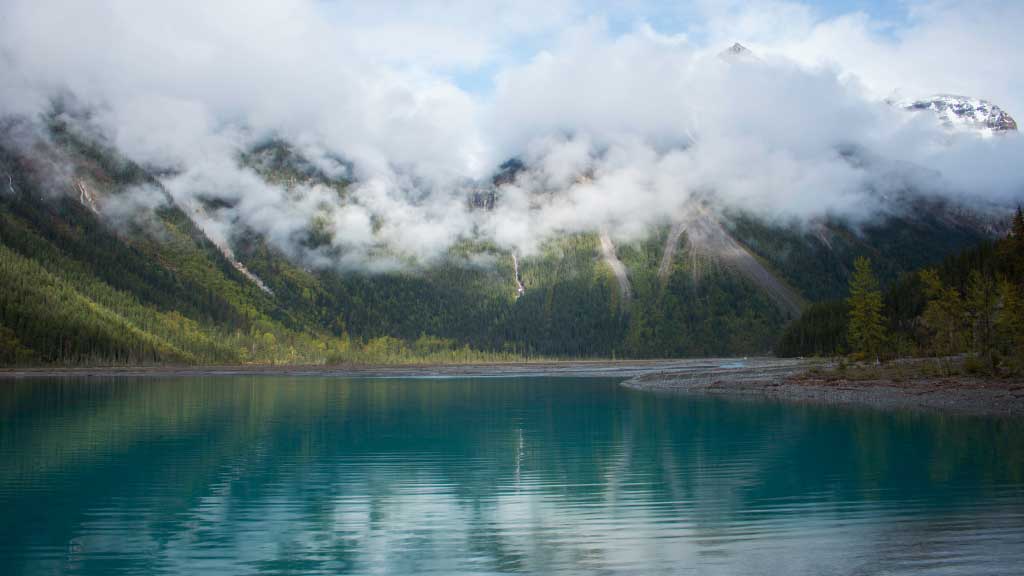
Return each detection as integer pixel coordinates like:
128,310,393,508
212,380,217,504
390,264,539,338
900,94,1018,135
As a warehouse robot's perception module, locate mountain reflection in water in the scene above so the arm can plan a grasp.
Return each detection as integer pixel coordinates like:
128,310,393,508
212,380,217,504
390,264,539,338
1,376,1022,575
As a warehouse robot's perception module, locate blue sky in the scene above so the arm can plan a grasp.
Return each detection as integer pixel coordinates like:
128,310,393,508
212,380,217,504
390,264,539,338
448,0,917,94
600,0,910,36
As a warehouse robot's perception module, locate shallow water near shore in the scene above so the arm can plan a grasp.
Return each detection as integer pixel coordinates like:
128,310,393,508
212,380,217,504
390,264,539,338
1,375,1023,575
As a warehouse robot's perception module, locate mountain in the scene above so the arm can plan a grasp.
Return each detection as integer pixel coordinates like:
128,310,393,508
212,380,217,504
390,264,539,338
719,42,760,63
0,92,1013,365
721,44,1017,137
900,94,1018,135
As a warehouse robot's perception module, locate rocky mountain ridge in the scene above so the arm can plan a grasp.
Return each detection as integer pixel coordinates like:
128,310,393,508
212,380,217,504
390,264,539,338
900,94,1018,135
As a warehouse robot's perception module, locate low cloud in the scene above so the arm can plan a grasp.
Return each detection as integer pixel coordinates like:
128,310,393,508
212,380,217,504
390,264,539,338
0,0,1021,268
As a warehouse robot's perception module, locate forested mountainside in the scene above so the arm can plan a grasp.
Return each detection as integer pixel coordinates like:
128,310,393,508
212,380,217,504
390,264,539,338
777,208,1024,373
0,111,1003,365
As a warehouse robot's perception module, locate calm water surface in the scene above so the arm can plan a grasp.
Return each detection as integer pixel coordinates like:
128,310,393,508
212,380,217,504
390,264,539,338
1,376,1023,575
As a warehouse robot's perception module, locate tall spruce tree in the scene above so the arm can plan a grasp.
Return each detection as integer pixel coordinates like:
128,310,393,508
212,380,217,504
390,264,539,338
846,257,887,362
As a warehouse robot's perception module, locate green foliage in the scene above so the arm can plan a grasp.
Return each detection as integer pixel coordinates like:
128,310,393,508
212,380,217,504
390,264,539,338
919,269,968,361
966,270,998,370
775,300,848,357
0,243,195,364
1003,206,1024,280
0,323,36,365
726,208,989,301
996,280,1024,374
780,215,1024,375
846,257,887,361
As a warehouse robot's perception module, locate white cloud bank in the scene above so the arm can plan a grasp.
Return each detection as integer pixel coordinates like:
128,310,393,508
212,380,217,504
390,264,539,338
0,0,1021,266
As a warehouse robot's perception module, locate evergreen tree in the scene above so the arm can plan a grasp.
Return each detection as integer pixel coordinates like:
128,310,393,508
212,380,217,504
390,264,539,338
1007,205,1024,278
846,257,887,362
1013,205,1024,242
966,270,998,371
920,269,968,370
997,281,1024,374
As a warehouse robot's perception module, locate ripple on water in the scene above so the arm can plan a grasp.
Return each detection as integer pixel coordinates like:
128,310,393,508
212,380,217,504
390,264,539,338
0,376,1022,575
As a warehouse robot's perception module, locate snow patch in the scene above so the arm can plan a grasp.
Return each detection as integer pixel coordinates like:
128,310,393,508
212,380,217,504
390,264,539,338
899,94,1018,136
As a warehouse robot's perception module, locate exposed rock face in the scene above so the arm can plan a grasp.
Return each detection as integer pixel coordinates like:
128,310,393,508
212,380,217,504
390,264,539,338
75,179,100,214
901,94,1018,135
682,209,804,319
599,229,632,302
658,221,687,282
218,243,275,296
468,187,497,210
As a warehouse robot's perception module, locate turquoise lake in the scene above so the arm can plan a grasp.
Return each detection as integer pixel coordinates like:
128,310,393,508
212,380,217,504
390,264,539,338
1,376,1023,575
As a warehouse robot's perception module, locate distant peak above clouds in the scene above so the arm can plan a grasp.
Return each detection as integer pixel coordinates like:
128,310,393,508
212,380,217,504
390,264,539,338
718,42,760,63
899,94,1018,135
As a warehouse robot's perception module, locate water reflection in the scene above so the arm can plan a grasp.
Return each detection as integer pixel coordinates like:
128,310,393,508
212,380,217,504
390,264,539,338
0,377,1022,575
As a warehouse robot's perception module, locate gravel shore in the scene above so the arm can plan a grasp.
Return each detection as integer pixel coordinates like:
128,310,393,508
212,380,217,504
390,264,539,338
622,361,1024,417
0,358,756,380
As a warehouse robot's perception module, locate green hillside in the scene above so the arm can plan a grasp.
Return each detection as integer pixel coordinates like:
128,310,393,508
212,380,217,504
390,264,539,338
0,116,1002,366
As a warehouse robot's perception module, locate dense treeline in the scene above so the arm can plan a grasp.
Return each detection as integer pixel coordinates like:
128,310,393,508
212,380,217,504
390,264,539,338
777,208,1024,374
775,300,850,358
726,205,991,302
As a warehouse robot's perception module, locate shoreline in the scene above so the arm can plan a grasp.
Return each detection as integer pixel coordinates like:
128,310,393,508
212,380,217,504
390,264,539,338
4,357,1022,417
621,363,1024,417
0,358,758,380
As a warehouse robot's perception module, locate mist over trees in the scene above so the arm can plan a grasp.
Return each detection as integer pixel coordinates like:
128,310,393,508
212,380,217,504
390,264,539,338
778,207,1024,375
2,112,1015,367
